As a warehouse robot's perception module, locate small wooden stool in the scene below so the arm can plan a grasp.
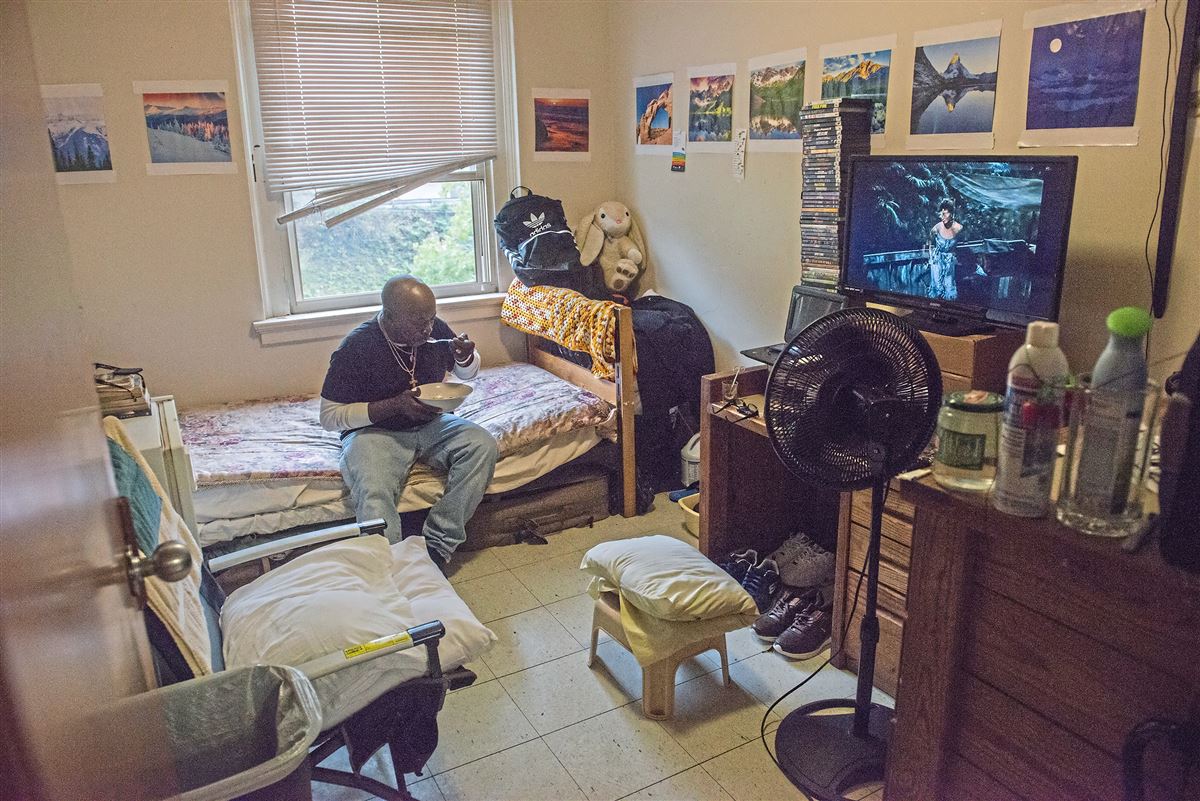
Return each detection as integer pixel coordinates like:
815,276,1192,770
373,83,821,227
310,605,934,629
587,591,731,720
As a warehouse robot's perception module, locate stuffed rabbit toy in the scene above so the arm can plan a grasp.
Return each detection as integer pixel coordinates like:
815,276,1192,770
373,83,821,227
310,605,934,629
575,201,647,295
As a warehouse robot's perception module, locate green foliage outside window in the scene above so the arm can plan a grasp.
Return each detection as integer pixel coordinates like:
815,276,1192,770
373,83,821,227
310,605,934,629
293,182,477,299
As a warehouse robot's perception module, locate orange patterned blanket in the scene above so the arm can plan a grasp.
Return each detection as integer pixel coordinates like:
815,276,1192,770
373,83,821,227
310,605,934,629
501,279,622,379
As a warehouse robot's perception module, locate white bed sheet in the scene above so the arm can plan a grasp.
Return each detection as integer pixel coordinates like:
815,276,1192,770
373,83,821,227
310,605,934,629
196,426,601,545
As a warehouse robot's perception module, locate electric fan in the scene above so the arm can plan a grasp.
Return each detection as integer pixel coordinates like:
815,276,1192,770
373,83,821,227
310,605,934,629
764,307,941,800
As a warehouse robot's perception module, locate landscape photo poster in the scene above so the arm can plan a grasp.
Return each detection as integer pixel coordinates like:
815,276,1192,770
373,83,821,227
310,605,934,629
820,35,897,138
533,89,590,161
909,20,1002,150
748,48,806,151
686,63,736,152
133,81,236,174
1020,1,1151,147
41,84,115,184
634,72,674,154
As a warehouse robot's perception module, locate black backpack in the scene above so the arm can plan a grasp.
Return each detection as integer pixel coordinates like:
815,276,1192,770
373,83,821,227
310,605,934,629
494,187,603,295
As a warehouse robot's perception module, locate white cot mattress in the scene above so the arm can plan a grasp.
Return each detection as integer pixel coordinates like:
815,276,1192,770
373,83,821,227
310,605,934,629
179,363,614,546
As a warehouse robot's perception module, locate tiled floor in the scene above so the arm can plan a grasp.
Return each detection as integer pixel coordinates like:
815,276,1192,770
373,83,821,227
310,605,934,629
314,493,889,801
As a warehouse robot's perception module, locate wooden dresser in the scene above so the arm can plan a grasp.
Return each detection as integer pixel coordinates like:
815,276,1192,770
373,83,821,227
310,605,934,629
831,328,1020,697
885,477,1199,801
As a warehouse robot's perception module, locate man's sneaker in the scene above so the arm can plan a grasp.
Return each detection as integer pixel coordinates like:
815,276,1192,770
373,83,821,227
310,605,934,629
770,533,835,589
773,604,833,660
752,588,821,642
717,548,757,584
741,557,782,612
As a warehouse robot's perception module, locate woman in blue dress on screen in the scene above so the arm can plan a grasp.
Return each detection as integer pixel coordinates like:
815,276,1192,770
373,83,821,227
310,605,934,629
927,199,961,300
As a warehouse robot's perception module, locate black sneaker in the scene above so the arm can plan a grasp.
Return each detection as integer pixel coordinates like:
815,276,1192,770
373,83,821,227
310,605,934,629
717,548,757,584
773,603,832,660
741,557,782,612
752,589,820,642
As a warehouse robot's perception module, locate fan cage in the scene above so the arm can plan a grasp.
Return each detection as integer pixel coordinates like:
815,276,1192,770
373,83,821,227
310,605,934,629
765,308,942,490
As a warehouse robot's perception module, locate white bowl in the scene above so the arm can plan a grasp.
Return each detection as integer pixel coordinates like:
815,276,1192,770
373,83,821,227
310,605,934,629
416,382,473,412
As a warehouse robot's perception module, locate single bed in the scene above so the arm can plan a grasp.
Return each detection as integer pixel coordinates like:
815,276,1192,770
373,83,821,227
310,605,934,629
180,361,622,547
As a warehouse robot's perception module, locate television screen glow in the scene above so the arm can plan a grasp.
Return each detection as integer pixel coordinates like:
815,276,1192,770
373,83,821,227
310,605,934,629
841,156,1077,327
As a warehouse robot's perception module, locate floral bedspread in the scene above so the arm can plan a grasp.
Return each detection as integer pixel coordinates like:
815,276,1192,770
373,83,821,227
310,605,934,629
180,363,613,486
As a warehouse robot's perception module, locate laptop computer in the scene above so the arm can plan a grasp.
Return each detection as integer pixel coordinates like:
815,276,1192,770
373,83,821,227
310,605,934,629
741,285,847,365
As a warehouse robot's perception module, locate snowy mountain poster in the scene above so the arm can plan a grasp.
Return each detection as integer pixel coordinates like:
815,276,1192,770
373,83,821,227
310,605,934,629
1020,1,1151,147
134,81,236,174
820,35,897,138
908,20,1001,150
41,84,114,184
686,63,735,151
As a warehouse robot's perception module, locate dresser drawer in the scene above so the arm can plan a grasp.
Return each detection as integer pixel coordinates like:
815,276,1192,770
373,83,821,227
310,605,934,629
847,523,910,597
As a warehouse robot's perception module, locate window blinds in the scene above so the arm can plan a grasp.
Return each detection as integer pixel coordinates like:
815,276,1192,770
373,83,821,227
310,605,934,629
248,0,497,226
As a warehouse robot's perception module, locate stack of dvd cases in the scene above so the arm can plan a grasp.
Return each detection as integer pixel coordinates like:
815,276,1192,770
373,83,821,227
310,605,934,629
798,98,872,288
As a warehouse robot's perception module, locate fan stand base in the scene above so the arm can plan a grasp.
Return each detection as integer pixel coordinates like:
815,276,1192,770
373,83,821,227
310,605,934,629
774,698,892,801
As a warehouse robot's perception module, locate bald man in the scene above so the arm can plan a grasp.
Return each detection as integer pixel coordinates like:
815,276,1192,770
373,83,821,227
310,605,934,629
320,275,498,569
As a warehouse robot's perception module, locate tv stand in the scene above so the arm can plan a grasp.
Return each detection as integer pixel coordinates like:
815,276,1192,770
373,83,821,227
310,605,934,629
902,309,995,337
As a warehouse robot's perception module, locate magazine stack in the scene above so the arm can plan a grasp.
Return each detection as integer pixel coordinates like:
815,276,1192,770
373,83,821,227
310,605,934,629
798,98,872,288
94,363,150,418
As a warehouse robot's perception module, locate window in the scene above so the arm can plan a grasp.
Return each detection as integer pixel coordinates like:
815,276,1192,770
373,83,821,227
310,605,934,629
232,0,516,318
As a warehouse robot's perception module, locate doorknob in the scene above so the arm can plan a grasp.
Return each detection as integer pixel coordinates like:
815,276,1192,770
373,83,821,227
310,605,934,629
116,497,192,608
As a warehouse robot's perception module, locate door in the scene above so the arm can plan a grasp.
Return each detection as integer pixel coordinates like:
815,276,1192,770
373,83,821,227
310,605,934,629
0,4,174,799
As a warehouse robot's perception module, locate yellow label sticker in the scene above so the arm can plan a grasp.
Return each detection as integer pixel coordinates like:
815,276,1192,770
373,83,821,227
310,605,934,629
343,631,412,660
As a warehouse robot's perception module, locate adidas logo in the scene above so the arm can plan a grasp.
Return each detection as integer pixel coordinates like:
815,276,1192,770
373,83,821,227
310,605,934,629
523,212,546,229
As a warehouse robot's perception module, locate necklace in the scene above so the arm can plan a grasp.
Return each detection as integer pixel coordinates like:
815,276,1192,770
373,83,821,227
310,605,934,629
378,315,418,389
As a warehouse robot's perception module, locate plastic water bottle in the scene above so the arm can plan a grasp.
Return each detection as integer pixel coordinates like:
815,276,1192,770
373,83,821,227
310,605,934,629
1071,307,1152,515
992,321,1071,517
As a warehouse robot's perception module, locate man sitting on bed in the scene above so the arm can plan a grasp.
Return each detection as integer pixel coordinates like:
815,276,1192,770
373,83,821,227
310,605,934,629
319,275,499,570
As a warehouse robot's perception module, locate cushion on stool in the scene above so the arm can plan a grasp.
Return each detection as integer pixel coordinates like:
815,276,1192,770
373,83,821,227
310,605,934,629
580,535,756,621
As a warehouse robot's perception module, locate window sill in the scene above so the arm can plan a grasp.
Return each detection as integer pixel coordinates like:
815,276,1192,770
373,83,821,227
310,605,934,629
253,292,507,346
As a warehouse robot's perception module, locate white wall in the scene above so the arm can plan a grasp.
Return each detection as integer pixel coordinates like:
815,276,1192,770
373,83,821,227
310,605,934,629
23,0,617,407
607,0,1198,378
22,0,1197,409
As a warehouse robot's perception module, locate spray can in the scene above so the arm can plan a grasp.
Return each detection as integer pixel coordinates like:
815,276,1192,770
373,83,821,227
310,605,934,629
992,321,1071,517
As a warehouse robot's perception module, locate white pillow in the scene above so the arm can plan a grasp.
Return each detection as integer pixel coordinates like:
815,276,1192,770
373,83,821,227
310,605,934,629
221,535,496,728
580,535,757,622
222,535,410,668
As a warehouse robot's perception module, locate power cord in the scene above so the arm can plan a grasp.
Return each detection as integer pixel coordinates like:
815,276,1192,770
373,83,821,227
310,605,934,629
758,482,884,772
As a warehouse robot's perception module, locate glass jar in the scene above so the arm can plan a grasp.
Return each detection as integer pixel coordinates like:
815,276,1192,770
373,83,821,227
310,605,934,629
1056,377,1160,537
933,390,1003,492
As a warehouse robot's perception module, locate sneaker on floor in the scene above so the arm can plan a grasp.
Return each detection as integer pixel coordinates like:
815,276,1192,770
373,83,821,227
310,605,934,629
741,557,782,613
771,532,835,589
772,603,832,660
717,548,758,584
752,588,821,642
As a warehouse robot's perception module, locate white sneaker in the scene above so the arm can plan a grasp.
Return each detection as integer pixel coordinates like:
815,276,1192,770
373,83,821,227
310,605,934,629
770,533,835,589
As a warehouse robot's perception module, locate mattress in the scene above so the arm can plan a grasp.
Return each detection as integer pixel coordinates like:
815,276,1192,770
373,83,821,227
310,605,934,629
180,363,615,545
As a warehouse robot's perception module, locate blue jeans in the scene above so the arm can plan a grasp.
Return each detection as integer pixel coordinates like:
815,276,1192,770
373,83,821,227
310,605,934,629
339,415,498,561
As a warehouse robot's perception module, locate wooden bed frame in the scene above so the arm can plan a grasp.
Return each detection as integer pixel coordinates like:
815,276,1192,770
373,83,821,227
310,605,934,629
524,305,638,517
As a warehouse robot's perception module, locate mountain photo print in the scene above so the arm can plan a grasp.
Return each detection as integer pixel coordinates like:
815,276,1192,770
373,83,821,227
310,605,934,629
687,66,735,145
820,41,894,134
134,82,237,174
41,84,114,184
910,34,1000,135
749,48,806,144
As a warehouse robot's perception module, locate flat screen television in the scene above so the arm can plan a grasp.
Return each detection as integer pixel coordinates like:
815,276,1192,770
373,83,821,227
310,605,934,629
840,155,1078,335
